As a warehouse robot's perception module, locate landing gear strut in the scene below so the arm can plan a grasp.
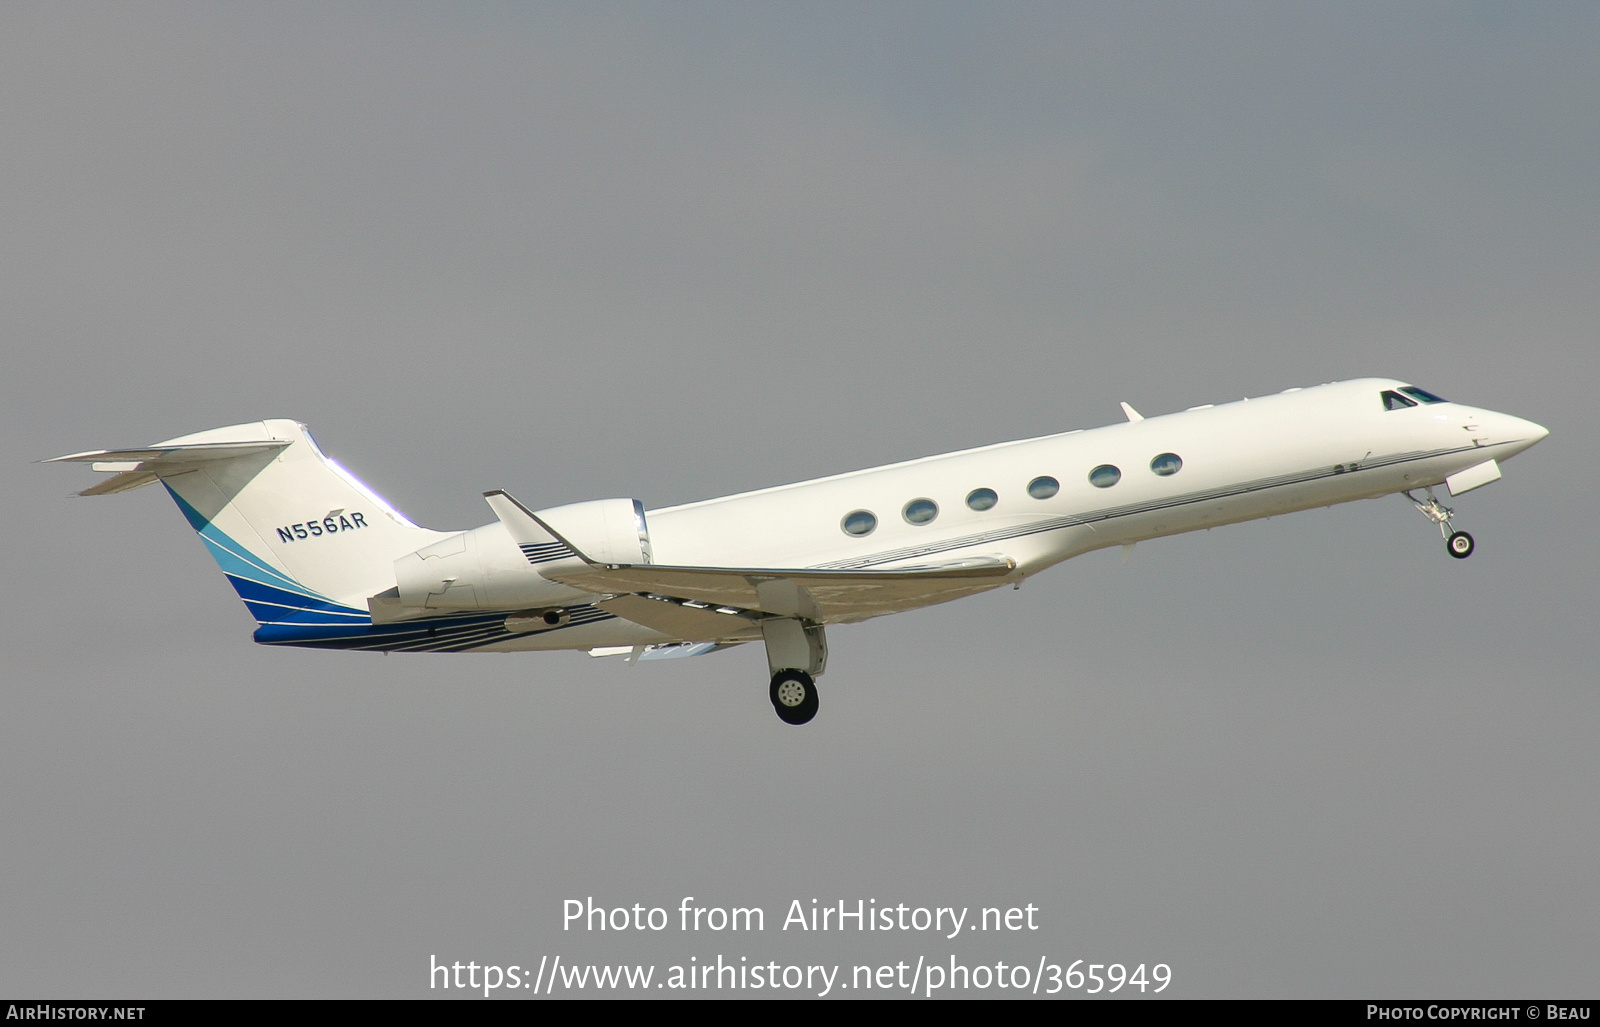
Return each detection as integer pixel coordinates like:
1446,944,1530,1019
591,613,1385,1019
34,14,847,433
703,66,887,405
1405,487,1474,559
762,618,827,725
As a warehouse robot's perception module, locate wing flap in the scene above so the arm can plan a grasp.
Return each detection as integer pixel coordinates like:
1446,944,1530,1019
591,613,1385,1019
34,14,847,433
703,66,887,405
637,642,745,660
596,594,763,642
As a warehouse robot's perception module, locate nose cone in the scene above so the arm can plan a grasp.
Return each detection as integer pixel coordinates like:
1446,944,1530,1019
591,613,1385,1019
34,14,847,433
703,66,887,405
1495,413,1549,458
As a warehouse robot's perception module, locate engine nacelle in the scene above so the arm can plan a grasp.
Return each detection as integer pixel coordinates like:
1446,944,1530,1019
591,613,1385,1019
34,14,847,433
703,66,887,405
390,498,651,611
534,498,653,567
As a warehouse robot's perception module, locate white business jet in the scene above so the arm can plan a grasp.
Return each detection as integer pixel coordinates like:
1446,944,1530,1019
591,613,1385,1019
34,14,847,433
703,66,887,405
50,379,1546,724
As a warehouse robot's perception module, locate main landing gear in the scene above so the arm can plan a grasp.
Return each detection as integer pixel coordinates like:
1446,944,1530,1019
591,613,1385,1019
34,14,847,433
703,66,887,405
762,618,827,725
1405,487,1474,559
770,670,819,725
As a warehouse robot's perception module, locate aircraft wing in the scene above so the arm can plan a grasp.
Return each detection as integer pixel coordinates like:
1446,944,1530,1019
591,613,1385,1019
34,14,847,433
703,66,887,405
561,557,1014,622
484,490,1016,623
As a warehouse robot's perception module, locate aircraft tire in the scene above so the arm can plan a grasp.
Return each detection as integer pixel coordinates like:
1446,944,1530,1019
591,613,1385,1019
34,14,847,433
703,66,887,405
770,670,819,725
1447,531,1475,559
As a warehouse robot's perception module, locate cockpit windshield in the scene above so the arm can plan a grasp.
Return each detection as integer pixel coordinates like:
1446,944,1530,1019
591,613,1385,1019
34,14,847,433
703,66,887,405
1400,386,1447,404
1381,390,1418,411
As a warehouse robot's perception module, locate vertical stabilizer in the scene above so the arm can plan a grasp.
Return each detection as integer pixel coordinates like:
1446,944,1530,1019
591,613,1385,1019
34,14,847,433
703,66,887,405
50,420,452,625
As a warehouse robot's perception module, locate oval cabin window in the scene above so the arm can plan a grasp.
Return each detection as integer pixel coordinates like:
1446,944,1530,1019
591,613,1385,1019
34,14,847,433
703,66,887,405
1089,464,1121,488
841,510,877,537
1150,453,1182,476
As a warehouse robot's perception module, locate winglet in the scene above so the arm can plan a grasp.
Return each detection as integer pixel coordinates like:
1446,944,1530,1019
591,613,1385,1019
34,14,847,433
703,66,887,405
482,490,603,567
1120,402,1144,423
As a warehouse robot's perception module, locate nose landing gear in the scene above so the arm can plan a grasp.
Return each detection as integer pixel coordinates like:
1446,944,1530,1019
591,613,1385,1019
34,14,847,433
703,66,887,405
1405,487,1474,559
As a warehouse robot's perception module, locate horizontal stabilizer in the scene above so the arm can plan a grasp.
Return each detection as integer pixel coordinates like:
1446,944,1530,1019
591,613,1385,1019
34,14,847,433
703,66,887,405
47,440,290,466
47,440,291,496
75,470,162,496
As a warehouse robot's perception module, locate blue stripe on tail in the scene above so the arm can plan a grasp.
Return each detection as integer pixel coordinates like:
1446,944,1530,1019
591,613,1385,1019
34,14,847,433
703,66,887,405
253,603,617,652
161,482,619,652
163,483,369,625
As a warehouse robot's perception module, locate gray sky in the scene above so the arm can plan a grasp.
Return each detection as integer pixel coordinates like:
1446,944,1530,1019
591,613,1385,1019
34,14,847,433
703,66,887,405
3,1,1596,998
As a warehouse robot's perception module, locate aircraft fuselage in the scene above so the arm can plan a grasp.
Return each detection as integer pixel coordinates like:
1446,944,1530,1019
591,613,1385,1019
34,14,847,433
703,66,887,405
651,377,1543,583
51,377,1548,723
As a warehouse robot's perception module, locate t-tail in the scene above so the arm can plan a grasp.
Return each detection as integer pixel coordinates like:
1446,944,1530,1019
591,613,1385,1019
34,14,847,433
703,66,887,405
48,420,455,641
